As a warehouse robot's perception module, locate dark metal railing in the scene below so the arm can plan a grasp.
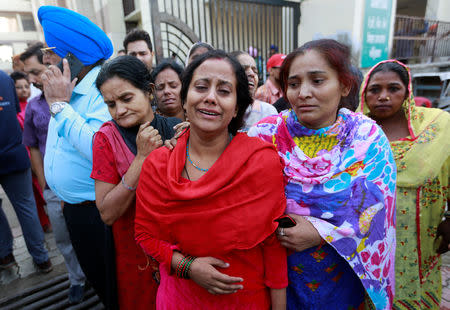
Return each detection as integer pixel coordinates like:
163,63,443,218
392,15,450,62
149,0,300,81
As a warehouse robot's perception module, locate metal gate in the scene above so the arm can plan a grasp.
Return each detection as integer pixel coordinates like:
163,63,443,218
392,15,450,62
149,0,300,75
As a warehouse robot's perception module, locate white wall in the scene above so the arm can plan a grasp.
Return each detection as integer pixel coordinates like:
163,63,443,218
94,0,126,55
71,0,126,55
436,0,450,22
298,0,362,61
298,0,358,44
424,0,449,21
0,0,32,12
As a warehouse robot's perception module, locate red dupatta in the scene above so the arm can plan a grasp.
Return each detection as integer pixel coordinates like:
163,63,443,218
135,130,286,257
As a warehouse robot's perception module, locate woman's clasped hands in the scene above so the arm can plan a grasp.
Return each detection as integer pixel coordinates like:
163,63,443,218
136,122,163,158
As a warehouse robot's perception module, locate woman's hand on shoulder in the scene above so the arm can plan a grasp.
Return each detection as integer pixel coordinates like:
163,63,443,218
164,121,190,150
277,214,322,252
136,122,163,159
174,121,190,136
188,257,244,295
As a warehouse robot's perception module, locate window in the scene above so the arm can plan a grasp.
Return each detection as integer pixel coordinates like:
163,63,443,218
0,44,13,63
0,14,19,33
20,14,36,31
123,0,136,16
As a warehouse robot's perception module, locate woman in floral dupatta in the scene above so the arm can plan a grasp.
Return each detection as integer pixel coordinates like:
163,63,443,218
359,59,450,310
248,39,397,309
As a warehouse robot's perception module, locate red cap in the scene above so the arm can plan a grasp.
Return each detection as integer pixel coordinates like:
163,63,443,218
267,53,286,70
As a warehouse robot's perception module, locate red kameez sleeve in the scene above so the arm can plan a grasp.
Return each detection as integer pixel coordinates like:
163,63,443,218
91,132,121,184
134,230,179,275
262,233,288,289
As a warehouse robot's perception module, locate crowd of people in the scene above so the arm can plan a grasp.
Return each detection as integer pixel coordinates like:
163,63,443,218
0,5,449,310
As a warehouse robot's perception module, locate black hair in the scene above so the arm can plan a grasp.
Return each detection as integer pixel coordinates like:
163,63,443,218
151,61,184,83
20,42,44,64
10,71,28,83
342,65,364,111
188,42,214,59
96,55,152,93
180,50,252,135
368,62,410,96
123,29,153,52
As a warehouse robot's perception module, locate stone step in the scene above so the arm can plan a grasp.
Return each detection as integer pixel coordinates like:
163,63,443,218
0,274,103,310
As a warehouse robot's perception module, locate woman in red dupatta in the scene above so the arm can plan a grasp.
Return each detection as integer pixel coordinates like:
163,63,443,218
135,50,288,309
91,56,183,309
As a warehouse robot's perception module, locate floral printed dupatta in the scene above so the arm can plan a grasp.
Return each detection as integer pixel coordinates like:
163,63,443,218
248,108,397,309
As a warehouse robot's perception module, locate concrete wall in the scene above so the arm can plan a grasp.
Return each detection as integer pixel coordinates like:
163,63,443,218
424,0,450,21
298,0,362,61
296,0,403,67
436,0,450,22
0,0,33,12
298,0,357,44
72,0,125,55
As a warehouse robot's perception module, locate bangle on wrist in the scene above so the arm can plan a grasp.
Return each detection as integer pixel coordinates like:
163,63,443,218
444,211,450,219
176,256,188,277
184,257,196,279
121,175,136,191
176,255,196,279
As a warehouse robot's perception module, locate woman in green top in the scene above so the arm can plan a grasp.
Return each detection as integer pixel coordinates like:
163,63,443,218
359,59,450,309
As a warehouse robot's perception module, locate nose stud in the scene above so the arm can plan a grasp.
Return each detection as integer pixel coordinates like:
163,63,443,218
378,96,390,101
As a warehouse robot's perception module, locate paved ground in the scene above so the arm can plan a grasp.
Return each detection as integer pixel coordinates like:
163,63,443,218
0,187,67,300
1,186,450,307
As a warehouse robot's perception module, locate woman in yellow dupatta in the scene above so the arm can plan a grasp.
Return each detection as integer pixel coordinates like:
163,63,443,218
359,59,450,309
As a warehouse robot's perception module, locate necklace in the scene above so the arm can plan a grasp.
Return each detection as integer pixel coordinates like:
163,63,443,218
186,141,209,172
186,134,234,173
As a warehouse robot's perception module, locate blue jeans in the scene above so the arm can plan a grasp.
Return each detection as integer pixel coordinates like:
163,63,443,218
44,189,85,285
0,169,49,264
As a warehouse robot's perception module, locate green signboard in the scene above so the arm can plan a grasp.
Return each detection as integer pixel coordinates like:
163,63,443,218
361,0,393,68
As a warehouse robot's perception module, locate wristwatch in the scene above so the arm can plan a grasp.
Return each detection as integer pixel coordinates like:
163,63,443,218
50,101,67,117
